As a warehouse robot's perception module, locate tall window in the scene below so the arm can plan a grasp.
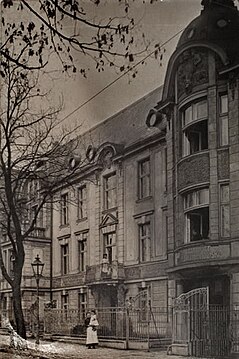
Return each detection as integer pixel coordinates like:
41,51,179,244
103,232,116,264
138,288,148,321
138,158,151,199
78,291,87,320
77,186,87,220
9,250,14,276
31,205,44,228
139,223,151,262
60,193,69,225
61,244,69,275
184,188,209,242
104,173,116,210
3,249,14,276
219,94,229,146
182,100,208,157
62,293,69,319
28,178,40,200
30,205,44,238
78,232,88,272
220,184,230,237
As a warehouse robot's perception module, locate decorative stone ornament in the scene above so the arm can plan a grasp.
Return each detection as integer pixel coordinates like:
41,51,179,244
146,108,167,130
68,155,81,170
86,145,96,162
177,49,208,97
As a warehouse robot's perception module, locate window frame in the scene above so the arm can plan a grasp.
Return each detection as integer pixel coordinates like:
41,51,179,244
182,100,208,128
78,291,87,320
219,93,229,147
139,222,151,262
138,288,148,322
220,183,230,238
78,232,88,272
103,232,116,264
60,192,69,226
181,99,208,157
184,188,209,243
62,293,69,319
104,172,117,210
138,157,151,200
61,243,69,275
77,185,87,220
31,204,44,228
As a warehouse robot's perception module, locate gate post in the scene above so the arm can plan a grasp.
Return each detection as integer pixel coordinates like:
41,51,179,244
188,308,192,357
147,305,150,352
125,307,129,349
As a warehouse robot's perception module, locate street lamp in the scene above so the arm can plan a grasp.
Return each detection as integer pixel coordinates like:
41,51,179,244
31,254,44,345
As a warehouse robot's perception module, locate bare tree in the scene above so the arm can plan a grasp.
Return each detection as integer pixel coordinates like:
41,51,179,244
0,55,84,338
1,0,157,75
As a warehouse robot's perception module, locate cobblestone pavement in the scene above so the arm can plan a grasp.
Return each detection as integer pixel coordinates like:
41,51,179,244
0,334,187,359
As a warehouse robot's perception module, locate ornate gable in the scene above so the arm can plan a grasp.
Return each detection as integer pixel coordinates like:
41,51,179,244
100,212,118,233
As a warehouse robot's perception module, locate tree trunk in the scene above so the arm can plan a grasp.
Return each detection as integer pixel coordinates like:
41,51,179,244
12,280,26,339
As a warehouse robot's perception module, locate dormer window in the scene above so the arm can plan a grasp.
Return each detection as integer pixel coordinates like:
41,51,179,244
181,99,208,157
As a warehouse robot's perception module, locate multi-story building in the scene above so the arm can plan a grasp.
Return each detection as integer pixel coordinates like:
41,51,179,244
2,0,239,355
51,86,169,315
50,0,239,320
148,0,239,309
0,174,51,323
146,0,239,355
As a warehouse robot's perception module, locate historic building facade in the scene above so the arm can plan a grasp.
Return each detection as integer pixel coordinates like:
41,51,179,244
0,179,52,323
2,2,239,351
147,0,239,310
51,86,169,315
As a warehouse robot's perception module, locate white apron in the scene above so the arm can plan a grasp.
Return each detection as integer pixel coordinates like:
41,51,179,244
86,315,99,345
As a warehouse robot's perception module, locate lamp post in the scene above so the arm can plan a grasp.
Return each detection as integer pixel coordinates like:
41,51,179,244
31,254,44,345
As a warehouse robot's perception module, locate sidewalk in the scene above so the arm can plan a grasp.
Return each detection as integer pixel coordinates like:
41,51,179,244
0,333,187,359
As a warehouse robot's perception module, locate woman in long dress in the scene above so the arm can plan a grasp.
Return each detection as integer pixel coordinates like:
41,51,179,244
85,310,99,349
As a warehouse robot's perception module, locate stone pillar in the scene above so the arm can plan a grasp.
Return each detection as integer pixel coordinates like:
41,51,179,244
90,286,100,308
176,282,184,297
117,283,127,307
208,85,219,241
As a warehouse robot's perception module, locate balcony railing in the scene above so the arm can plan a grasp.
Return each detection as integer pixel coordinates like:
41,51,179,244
85,260,125,284
30,227,46,238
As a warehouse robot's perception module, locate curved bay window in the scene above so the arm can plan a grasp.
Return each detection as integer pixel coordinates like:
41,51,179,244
184,188,209,243
181,99,208,157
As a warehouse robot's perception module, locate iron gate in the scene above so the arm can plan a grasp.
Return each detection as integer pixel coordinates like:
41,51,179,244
173,287,231,357
190,306,231,357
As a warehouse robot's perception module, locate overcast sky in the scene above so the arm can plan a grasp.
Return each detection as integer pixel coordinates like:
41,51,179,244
4,0,223,132
56,0,204,133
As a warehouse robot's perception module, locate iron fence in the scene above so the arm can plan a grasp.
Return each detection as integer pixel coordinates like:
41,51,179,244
43,306,170,347
172,305,239,358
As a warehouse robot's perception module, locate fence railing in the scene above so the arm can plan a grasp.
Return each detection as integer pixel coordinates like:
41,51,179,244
172,305,239,357
4,305,239,356
44,306,170,346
